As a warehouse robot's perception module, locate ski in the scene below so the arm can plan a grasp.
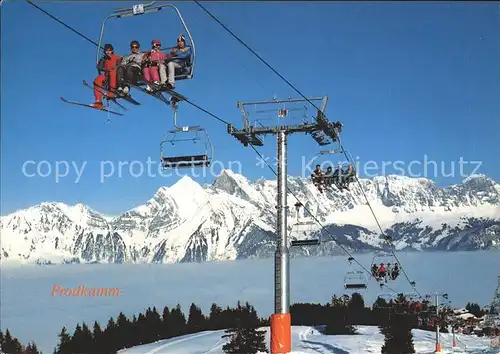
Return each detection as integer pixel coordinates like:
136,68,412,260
141,78,188,102
83,80,141,106
60,97,123,116
127,82,171,105
82,80,127,111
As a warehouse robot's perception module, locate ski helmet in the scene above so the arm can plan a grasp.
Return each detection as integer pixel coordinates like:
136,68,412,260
177,34,185,44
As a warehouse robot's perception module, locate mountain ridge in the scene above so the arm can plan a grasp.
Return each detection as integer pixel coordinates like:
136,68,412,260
1,171,499,264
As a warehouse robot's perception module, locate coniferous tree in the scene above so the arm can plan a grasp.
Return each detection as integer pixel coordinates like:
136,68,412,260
25,342,41,354
55,326,73,354
161,306,171,338
208,303,223,330
187,303,207,333
71,323,85,353
324,295,357,335
116,312,133,348
129,315,140,347
222,302,268,354
80,322,94,353
136,313,150,345
169,304,187,337
92,321,103,353
465,302,484,317
379,314,415,354
145,307,163,341
102,317,118,353
1,329,23,354
222,327,244,354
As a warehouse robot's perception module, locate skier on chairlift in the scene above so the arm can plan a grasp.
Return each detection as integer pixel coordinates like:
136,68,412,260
117,40,144,96
333,163,344,189
165,34,192,90
324,166,334,187
143,39,168,92
378,263,387,281
342,164,356,190
391,263,400,280
91,43,121,109
311,165,324,193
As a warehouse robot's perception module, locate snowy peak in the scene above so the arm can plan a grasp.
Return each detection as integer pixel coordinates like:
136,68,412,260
1,172,499,264
213,169,255,200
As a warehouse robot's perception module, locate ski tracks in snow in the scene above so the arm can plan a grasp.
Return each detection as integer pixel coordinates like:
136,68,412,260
143,331,214,354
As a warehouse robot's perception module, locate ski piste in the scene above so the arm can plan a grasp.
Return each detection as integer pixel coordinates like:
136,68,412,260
60,97,123,116
83,80,141,106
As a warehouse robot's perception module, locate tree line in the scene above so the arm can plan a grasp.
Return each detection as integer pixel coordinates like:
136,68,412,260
0,330,40,354
54,301,268,354
0,295,490,354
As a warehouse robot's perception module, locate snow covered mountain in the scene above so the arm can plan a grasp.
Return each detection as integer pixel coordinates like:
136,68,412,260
1,171,499,264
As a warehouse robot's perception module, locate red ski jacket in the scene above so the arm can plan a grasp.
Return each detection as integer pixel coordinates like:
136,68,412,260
97,54,122,73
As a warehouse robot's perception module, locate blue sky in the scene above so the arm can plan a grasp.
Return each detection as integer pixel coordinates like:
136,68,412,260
1,1,499,216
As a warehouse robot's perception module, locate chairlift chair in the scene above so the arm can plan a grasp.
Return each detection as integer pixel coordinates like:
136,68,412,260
160,126,213,168
371,252,398,273
96,2,196,81
344,270,368,290
289,218,320,247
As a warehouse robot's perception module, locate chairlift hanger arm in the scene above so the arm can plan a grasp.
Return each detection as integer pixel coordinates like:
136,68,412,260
96,2,196,79
160,127,214,169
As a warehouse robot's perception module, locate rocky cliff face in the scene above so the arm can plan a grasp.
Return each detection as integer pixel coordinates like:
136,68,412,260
1,171,499,264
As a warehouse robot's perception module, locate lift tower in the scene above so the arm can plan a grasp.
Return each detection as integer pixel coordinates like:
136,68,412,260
228,96,342,354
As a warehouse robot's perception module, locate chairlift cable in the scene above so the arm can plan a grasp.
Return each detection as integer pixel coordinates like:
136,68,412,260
195,1,423,299
27,0,411,298
26,0,101,49
343,149,420,297
248,144,399,294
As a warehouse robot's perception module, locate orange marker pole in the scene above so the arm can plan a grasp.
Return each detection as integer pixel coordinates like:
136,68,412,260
271,313,291,353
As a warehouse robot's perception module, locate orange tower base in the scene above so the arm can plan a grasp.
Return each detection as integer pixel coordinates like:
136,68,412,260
435,343,441,352
452,339,457,347
270,313,291,354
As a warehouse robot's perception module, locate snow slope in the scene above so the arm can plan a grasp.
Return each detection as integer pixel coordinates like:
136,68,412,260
118,325,498,354
1,172,499,264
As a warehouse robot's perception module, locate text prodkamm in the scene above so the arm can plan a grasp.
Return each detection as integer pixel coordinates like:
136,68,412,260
51,284,120,297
